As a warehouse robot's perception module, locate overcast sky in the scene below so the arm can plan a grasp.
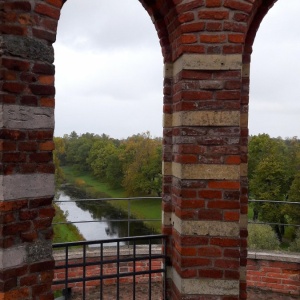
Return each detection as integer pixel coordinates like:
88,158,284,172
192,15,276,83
54,0,300,139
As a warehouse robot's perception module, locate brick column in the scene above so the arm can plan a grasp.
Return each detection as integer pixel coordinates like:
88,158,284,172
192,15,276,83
0,1,61,299
162,53,246,299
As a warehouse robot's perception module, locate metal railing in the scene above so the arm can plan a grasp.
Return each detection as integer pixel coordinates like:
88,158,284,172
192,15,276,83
53,197,161,238
53,197,300,231
249,199,300,228
52,196,299,299
53,234,167,300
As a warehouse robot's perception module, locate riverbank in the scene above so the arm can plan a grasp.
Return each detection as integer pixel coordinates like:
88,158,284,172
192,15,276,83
61,166,162,233
53,203,85,243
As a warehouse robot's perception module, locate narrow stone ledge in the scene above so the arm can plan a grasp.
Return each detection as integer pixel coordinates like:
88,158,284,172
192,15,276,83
173,111,240,127
172,214,240,237
172,162,240,180
248,250,300,263
0,105,54,129
173,54,242,75
0,246,26,269
0,174,54,201
172,268,239,295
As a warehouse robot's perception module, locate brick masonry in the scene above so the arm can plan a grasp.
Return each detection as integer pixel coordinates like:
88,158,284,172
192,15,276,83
247,251,300,298
0,0,280,299
51,249,300,299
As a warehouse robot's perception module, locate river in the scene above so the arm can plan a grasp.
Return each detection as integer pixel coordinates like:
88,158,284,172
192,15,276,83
54,184,159,242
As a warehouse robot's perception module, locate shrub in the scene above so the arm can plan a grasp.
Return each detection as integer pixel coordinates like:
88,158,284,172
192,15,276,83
289,228,300,252
248,224,280,250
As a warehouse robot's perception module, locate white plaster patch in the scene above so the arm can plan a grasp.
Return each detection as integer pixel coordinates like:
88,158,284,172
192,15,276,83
0,174,55,200
0,105,54,129
0,246,26,269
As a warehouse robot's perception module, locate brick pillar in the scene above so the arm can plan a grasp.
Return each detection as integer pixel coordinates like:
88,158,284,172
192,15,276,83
162,53,247,299
0,1,62,299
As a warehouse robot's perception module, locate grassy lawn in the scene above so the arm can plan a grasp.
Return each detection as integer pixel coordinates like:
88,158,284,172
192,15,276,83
52,204,84,243
61,166,162,232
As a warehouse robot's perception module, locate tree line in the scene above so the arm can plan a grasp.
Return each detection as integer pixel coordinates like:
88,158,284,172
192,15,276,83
54,131,162,196
248,134,300,244
54,132,300,248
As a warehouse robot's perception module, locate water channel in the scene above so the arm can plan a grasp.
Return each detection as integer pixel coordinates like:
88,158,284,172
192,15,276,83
54,184,160,242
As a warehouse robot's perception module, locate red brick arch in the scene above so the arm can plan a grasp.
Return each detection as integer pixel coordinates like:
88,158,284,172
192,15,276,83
0,1,282,299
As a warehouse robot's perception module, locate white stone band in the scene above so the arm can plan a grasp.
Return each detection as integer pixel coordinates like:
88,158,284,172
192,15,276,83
173,54,243,76
0,246,26,269
172,268,239,295
0,104,54,129
0,174,55,200
172,213,240,237
172,163,240,180
172,111,240,127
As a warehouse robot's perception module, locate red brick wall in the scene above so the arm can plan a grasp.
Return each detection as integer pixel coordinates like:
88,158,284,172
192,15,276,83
247,252,300,297
53,255,163,295
52,251,300,298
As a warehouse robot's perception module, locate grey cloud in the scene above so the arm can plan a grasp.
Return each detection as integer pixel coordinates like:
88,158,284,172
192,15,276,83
57,0,158,51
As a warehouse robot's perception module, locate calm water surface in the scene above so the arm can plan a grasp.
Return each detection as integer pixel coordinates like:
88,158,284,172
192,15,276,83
55,185,158,242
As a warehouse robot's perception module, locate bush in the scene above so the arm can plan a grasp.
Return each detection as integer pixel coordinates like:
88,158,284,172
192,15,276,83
248,224,280,250
289,229,300,252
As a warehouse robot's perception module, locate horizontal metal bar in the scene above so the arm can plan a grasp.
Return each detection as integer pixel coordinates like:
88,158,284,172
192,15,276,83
53,234,167,248
54,197,161,203
55,197,300,205
249,221,300,227
54,254,167,271
52,219,161,226
249,199,300,205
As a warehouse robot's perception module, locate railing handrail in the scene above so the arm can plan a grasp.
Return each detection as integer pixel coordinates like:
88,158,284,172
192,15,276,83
249,199,300,205
53,234,167,248
54,196,161,203
52,234,168,300
53,197,300,229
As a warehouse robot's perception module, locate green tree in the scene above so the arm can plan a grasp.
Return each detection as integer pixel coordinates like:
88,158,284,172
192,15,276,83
65,132,98,172
248,134,278,182
87,138,118,180
285,171,300,226
53,137,66,185
122,132,162,196
105,150,124,189
248,134,300,242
